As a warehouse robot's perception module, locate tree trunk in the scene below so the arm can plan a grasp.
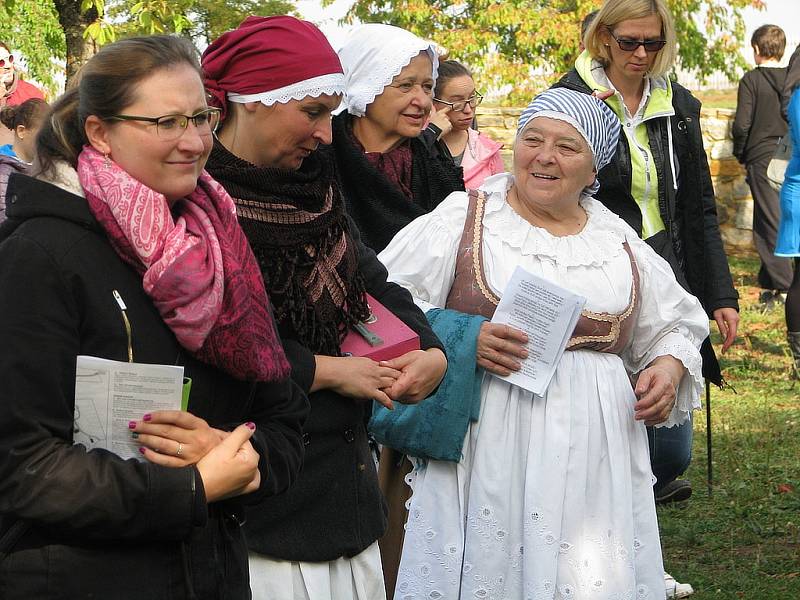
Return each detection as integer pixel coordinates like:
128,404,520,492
53,0,99,86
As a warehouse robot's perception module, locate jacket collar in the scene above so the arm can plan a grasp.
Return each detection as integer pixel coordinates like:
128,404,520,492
574,51,674,122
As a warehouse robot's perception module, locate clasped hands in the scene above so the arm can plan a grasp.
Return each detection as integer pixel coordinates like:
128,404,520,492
129,411,260,503
314,348,447,410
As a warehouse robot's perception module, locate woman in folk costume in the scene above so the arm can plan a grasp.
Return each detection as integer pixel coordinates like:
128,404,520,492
201,16,447,600
379,88,710,599
331,23,465,253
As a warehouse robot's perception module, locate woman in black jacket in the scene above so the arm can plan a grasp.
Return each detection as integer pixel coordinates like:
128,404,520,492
0,35,308,600
554,0,740,498
201,16,446,600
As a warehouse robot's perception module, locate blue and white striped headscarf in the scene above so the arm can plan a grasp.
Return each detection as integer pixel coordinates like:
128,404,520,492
516,88,621,197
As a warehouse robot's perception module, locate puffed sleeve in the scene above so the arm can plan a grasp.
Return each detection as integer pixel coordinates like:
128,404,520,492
377,191,469,311
622,234,710,428
0,235,202,541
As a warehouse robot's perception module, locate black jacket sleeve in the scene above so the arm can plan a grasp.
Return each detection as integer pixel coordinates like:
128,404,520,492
241,375,308,503
690,97,740,314
732,72,755,163
0,235,202,542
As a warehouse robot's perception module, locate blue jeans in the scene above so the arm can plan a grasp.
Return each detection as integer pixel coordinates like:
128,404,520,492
647,416,692,493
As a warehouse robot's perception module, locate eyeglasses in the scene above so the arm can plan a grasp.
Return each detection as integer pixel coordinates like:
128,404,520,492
609,33,667,53
106,108,221,140
386,80,434,96
433,92,484,113
0,54,14,68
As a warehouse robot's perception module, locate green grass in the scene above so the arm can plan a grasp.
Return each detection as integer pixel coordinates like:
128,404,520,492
692,88,739,110
658,255,800,598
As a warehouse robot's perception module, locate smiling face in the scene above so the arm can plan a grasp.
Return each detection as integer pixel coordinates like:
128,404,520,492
244,93,340,170
513,117,596,210
363,52,434,142
84,64,212,203
600,14,663,87
433,74,477,132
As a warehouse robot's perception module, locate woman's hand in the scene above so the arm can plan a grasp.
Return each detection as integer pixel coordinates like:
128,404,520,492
633,355,685,426
131,410,221,466
428,104,453,139
196,422,261,503
380,348,448,406
476,322,528,376
713,307,739,353
312,355,401,409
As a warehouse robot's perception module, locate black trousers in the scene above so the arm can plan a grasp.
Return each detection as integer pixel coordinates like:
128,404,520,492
747,160,794,291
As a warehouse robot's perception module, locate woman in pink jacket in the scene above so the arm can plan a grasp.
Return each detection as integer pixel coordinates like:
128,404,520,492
429,60,504,188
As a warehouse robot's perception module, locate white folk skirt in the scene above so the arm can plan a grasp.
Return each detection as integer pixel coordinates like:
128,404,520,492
249,541,386,600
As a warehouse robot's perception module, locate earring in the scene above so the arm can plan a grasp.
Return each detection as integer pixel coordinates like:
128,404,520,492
103,153,111,169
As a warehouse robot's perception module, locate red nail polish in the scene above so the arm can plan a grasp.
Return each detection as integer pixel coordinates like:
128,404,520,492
139,447,146,455
245,422,255,430
128,421,137,429
143,413,152,422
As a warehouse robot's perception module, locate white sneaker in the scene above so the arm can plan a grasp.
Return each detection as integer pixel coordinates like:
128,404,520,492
664,572,694,598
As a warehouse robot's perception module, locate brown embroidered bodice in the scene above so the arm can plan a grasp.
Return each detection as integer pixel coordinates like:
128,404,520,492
445,189,641,353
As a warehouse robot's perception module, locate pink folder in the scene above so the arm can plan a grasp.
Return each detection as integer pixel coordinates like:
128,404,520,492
340,294,420,362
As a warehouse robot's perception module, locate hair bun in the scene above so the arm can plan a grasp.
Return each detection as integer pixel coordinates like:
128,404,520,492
0,104,17,129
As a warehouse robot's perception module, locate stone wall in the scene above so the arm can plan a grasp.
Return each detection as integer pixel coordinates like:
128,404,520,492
475,106,755,255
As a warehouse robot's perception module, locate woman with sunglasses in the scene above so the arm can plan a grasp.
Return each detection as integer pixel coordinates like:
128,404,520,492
0,42,45,147
554,0,739,595
0,35,308,599
430,60,504,189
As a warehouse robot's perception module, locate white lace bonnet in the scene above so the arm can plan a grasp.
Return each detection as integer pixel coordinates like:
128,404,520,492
337,23,439,117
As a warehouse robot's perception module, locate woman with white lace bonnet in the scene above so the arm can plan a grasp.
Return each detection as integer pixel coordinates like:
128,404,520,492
331,23,465,254
379,87,710,598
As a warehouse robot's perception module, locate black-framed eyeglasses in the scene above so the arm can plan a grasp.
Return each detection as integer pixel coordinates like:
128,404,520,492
433,92,484,113
0,54,14,68
106,107,221,140
609,32,667,53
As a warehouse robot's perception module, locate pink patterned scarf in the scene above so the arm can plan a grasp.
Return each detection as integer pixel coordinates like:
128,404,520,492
77,145,290,382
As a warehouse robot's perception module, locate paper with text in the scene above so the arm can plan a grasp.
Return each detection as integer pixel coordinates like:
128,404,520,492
74,356,184,460
490,266,586,395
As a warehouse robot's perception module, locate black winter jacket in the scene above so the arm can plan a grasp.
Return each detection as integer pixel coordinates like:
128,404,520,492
554,70,739,384
732,66,788,165
0,174,308,600
329,112,465,252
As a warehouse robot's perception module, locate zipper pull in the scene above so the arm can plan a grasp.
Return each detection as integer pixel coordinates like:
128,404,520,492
112,289,127,311
112,289,134,363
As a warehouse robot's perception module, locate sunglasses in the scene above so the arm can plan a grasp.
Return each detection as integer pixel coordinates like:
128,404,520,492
609,33,666,53
0,54,14,68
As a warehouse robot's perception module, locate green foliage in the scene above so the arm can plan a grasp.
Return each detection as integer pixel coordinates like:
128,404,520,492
337,0,762,104
0,0,66,95
107,0,295,43
0,0,297,93
187,0,297,43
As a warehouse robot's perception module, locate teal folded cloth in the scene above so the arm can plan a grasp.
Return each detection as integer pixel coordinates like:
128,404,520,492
368,307,486,461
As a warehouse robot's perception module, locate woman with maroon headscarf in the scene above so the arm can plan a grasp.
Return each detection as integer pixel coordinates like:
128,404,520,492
202,16,446,600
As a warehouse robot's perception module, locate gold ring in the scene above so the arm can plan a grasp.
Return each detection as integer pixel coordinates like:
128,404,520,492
176,442,183,457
